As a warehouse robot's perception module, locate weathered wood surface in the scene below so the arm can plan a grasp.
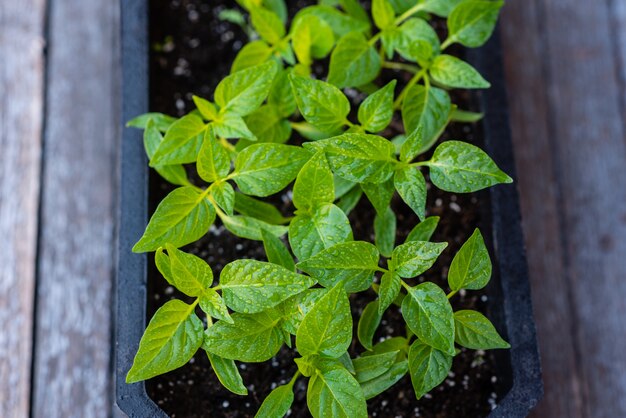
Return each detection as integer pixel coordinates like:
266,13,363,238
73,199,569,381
501,0,626,417
0,1,45,417
30,0,120,417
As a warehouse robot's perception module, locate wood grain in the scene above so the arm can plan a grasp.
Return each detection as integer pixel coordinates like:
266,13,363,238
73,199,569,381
30,0,120,416
0,1,46,417
502,0,626,417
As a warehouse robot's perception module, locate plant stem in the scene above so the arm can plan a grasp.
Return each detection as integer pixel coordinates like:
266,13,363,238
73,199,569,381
447,289,458,300
441,37,454,51
394,3,426,26
382,61,420,73
288,371,302,388
368,32,382,46
393,69,427,109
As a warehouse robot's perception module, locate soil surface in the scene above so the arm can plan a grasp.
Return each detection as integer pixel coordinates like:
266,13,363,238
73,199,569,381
145,0,507,416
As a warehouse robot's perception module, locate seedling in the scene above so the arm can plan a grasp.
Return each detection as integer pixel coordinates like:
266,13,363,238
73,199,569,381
126,1,511,416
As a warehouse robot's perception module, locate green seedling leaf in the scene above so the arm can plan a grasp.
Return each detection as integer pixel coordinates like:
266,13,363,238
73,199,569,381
374,207,396,257
427,141,513,192
234,193,290,225
421,0,464,17
358,300,383,350
127,112,177,132
454,310,510,349
340,0,370,23
293,151,335,213
360,360,408,399
305,133,396,184
399,126,425,163
361,179,394,217
292,14,335,66
401,85,451,153
132,187,215,252
402,282,455,355
250,5,285,45
207,352,248,395
336,186,363,216
193,95,219,120
328,31,381,88
127,299,203,382
296,6,369,37
233,143,311,197
197,127,230,183
406,216,440,243
297,241,379,292
378,271,402,314
262,229,296,271
213,113,257,141
307,367,368,418
221,260,315,313
290,74,350,133
143,120,189,186
231,40,273,73
357,80,396,133
451,108,484,123
289,203,353,261
394,165,427,221
210,181,235,216
264,0,288,22
255,383,294,418
280,288,327,334
408,340,453,399
446,0,504,48
372,0,395,29
391,241,447,278
199,288,233,324
215,60,278,116
354,351,398,382
204,310,284,362
151,114,206,166
244,105,292,145
296,282,352,358
395,18,440,62
165,244,213,295
430,55,490,89
222,214,288,241
448,228,491,291
268,68,297,117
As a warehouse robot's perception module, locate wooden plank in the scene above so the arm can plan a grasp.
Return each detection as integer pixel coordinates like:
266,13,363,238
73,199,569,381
0,1,46,417
499,2,585,417
503,0,626,416
31,0,120,416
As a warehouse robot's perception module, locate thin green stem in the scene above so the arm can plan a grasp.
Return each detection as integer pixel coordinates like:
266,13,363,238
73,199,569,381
440,37,454,51
382,61,420,73
447,289,458,300
394,3,426,26
288,370,302,388
393,69,426,110
368,32,382,46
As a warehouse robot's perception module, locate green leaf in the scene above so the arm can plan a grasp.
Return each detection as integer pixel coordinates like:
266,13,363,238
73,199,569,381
215,60,278,116
292,14,335,66
305,133,396,184
406,216,440,243
360,360,408,399
243,105,292,145
220,260,314,313
231,40,273,73
402,282,455,355
394,166,427,221
290,74,350,134
132,187,215,252
165,244,213,295
374,207,396,257
127,112,177,132
289,203,353,261
234,193,290,225
361,179,394,216
210,182,235,216
430,55,490,89
395,18,440,62
207,352,248,395
297,241,379,292
213,113,257,141
279,288,327,334
293,151,335,213
448,228,491,291
408,340,453,399
250,6,285,45
328,31,381,88
143,120,189,186
372,0,395,29
126,299,203,382
155,247,176,287
357,300,383,350
427,141,513,192
363,336,408,358
454,310,510,349
451,108,483,123
150,114,206,166
336,186,363,216
421,0,464,17
264,0,288,22
296,6,369,37
401,85,451,153
197,127,230,183
391,241,447,278
204,310,284,362
378,271,402,314
268,68,297,117
255,384,294,418
199,288,233,324
222,214,288,241
357,80,396,133
307,367,368,418
400,126,424,163
262,229,296,271
446,0,504,48
354,351,398,382
233,143,311,197
296,282,352,358
192,95,219,120
339,0,370,23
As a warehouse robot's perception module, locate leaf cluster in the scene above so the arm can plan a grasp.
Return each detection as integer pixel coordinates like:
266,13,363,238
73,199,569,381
126,0,511,415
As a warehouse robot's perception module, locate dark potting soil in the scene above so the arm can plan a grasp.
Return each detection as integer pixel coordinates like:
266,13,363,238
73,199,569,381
144,0,506,416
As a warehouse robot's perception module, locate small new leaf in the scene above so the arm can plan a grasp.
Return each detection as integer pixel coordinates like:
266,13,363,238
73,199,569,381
255,384,294,418
454,310,510,349
307,367,368,418
430,55,490,89
293,151,335,212
357,300,383,350
207,352,248,395
446,0,504,48
408,340,453,399
394,166,427,221
215,60,278,116
328,31,381,88
391,241,447,278
197,127,230,183
290,74,350,133
357,80,396,133
448,228,491,291
378,271,402,314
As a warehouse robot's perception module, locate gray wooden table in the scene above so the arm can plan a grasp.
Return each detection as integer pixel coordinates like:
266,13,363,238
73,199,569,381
1,0,625,417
